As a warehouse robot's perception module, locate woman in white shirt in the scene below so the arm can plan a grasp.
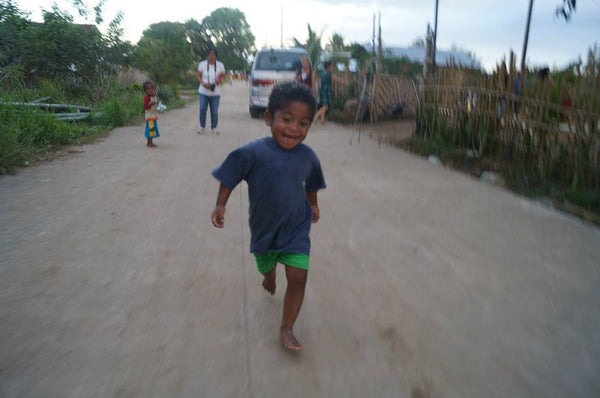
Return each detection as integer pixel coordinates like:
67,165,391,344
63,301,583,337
197,48,226,134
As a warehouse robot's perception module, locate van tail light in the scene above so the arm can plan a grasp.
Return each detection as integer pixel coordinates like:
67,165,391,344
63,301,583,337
252,79,275,87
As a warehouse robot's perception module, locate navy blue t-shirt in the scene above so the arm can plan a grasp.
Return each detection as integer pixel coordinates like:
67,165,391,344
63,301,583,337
212,137,326,255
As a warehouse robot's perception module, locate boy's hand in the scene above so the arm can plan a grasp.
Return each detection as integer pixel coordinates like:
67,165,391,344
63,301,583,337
212,205,226,228
311,205,320,223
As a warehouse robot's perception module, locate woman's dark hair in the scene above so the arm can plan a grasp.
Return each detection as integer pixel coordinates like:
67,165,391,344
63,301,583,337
268,81,317,121
323,60,332,69
207,48,218,57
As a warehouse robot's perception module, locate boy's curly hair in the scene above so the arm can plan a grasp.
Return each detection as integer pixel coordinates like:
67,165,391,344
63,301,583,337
267,82,317,122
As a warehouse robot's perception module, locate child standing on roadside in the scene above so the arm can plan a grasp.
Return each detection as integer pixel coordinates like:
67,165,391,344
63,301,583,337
211,82,326,351
143,80,159,147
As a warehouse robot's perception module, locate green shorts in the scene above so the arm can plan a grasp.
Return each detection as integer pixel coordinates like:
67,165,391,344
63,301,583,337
254,252,309,274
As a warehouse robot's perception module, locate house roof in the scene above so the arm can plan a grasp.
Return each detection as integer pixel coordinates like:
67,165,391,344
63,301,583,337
386,46,482,69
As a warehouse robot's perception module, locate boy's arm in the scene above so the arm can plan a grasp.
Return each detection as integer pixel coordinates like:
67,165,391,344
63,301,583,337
306,191,320,223
212,183,233,228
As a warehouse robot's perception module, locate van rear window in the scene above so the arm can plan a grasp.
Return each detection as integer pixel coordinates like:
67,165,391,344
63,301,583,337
255,51,304,71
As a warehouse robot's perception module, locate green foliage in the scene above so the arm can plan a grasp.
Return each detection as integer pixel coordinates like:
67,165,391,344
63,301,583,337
201,8,255,71
37,79,69,103
156,84,176,104
137,21,193,86
184,19,211,57
0,81,149,174
556,0,577,21
381,55,423,79
1,0,134,103
327,33,346,52
348,43,370,71
292,24,323,68
0,104,81,172
0,0,31,68
0,1,191,174
0,65,26,91
90,84,144,127
93,97,127,127
415,49,600,218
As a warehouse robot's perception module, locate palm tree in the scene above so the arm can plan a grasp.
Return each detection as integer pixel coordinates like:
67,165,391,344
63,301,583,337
327,33,345,52
292,23,323,67
556,0,576,21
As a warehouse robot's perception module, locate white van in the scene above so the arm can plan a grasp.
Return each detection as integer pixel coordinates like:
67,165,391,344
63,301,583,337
249,47,310,118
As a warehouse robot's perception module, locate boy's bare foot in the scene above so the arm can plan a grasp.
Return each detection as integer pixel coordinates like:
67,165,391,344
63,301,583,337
147,142,157,147
262,269,276,295
280,329,302,351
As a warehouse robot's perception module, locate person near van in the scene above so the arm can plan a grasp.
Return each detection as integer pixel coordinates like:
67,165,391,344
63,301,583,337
296,55,316,96
211,82,326,351
197,48,226,134
313,60,346,124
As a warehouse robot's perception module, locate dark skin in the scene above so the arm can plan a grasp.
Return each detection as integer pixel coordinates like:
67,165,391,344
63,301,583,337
211,101,320,351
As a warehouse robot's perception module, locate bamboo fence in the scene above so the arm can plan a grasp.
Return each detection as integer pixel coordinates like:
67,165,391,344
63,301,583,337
419,51,599,190
329,68,419,121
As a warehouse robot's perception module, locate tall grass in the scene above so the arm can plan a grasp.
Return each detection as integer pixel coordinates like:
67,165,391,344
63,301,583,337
0,79,159,174
415,59,599,217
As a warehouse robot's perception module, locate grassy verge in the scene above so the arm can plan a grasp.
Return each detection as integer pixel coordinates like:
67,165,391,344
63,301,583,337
398,134,600,224
0,83,186,175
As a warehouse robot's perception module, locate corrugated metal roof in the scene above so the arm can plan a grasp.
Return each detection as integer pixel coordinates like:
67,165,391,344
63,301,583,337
385,46,482,69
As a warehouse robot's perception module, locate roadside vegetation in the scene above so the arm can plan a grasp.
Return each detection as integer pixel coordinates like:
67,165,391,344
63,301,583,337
3,0,595,223
410,48,599,222
0,1,255,174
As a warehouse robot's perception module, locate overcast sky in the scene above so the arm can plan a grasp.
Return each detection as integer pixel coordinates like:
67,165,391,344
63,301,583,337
13,0,600,71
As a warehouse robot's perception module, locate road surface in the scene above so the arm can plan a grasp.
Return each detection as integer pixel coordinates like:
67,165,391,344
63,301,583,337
1,81,599,397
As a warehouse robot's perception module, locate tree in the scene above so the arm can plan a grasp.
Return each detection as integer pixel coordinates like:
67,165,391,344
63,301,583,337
1,0,134,99
556,0,576,21
25,6,105,83
184,18,211,57
137,21,193,85
70,0,106,25
381,53,423,78
0,0,31,69
327,33,345,52
348,43,370,70
411,37,426,48
292,24,323,67
102,11,136,71
200,8,255,71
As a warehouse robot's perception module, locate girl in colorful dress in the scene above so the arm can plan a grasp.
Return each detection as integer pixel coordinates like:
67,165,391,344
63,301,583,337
143,81,159,147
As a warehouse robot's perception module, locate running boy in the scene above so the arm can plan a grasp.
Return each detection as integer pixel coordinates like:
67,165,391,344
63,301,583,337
211,82,326,351
143,80,159,147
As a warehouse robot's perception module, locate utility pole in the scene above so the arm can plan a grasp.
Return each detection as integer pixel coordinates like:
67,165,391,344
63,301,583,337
377,13,382,73
371,14,376,74
432,0,439,76
280,4,283,48
521,0,534,73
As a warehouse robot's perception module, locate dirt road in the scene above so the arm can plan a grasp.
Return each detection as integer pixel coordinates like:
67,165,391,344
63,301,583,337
1,81,599,397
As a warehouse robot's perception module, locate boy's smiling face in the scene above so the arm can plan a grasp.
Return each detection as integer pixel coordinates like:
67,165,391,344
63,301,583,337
265,101,313,150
